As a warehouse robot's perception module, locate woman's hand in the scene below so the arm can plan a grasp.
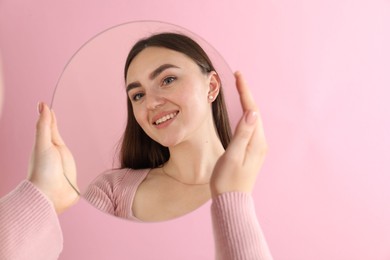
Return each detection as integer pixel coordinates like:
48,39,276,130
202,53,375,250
28,102,79,214
210,72,268,197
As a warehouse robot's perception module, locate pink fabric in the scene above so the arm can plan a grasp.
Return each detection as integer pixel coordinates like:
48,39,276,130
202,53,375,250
0,170,272,259
83,168,149,221
212,192,273,260
86,168,273,259
0,181,62,260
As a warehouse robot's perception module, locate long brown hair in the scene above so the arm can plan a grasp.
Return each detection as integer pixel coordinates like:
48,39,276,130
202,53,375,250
120,32,232,169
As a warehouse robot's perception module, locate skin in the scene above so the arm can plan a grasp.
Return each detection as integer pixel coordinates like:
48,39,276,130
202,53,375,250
211,71,268,197
27,103,79,214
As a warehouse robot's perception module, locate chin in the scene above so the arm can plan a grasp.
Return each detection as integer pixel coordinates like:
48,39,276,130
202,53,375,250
156,136,183,148
158,140,179,148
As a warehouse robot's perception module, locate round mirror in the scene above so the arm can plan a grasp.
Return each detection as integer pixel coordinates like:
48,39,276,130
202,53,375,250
51,21,239,222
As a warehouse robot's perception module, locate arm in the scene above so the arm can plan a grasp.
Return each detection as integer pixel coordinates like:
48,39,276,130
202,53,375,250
83,173,117,216
211,192,273,260
0,102,79,259
210,72,273,260
0,181,63,260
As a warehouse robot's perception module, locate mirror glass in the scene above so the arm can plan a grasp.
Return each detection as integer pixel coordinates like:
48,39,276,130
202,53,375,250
51,21,239,222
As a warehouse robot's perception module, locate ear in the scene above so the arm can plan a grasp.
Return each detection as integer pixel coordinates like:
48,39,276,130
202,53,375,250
207,71,221,103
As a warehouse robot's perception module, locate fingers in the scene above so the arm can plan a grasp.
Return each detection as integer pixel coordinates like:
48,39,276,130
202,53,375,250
50,109,65,146
225,110,258,164
233,71,268,163
244,124,268,166
35,102,53,150
234,71,258,113
35,102,66,150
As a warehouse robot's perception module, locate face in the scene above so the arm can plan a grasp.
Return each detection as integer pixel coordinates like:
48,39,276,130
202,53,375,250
126,47,219,147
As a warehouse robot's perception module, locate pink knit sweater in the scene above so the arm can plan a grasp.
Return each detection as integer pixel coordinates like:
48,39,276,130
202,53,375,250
0,181,63,260
85,168,273,259
0,170,273,259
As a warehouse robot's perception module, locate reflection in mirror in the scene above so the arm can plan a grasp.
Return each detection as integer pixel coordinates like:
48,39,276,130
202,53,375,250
51,21,238,222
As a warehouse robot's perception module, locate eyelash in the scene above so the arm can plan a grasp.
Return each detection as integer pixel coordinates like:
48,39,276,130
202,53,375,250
131,92,144,102
162,76,176,86
130,76,177,102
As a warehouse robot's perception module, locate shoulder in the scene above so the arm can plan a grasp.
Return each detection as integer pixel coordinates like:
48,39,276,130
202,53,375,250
83,168,150,219
86,168,150,193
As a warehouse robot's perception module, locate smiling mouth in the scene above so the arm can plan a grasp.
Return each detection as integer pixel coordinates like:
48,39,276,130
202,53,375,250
153,112,179,125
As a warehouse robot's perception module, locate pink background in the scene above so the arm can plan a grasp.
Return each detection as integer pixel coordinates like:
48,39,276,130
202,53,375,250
1,0,390,259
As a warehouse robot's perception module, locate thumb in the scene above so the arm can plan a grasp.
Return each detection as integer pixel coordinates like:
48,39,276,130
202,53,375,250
34,102,52,151
225,110,258,163
50,109,66,146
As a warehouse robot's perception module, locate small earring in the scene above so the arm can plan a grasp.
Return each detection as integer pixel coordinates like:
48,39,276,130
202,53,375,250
208,95,213,100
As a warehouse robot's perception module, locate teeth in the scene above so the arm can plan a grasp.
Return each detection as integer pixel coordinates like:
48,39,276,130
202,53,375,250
155,112,177,125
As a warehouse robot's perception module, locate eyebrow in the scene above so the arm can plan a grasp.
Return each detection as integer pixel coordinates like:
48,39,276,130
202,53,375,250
126,64,180,92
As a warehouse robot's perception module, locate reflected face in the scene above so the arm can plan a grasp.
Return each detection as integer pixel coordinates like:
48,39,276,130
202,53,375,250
126,47,214,147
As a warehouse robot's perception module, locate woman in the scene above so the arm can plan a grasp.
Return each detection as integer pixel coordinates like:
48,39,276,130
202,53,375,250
0,33,273,259
85,33,233,222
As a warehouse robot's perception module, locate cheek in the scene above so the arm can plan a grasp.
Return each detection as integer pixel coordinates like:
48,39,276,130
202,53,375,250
132,107,147,127
180,82,208,104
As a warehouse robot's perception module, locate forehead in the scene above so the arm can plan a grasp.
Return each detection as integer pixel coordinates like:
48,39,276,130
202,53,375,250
126,47,198,82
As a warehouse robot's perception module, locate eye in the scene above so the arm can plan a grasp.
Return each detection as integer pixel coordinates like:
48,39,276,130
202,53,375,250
162,76,176,86
130,92,144,102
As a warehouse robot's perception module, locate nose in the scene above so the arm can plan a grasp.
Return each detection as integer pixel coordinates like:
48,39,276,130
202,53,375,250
145,92,165,110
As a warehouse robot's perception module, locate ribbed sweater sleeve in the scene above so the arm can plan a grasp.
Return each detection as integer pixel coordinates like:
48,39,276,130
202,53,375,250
83,168,148,221
211,192,273,260
0,180,63,260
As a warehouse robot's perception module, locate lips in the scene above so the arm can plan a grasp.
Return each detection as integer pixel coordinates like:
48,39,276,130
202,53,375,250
153,111,179,125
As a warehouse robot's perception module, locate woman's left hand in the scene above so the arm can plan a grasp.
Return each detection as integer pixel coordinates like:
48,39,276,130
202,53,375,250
210,72,268,196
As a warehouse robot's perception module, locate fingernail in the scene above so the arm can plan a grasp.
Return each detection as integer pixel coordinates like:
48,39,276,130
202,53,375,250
245,111,258,124
37,102,43,115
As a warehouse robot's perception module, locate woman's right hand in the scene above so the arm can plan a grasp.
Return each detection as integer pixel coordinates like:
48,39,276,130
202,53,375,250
28,102,79,214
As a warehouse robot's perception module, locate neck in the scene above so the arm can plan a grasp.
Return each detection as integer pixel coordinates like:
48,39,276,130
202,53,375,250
163,131,225,185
